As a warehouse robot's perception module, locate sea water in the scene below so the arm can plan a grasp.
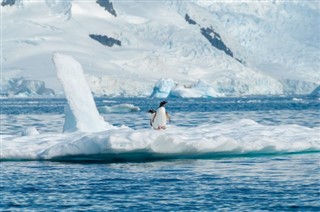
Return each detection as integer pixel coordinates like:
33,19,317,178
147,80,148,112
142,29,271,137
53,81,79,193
1,96,320,211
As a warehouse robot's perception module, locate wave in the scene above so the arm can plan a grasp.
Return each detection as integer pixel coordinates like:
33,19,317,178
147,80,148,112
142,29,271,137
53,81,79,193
1,119,319,162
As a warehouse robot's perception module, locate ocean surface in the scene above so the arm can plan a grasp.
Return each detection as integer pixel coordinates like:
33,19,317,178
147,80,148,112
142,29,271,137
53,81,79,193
1,96,320,211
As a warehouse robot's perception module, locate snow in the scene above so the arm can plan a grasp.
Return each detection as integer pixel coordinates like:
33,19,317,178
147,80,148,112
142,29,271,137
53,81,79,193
281,79,318,95
1,119,319,160
197,1,320,83
86,74,152,97
52,53,112,133
1,0,319,97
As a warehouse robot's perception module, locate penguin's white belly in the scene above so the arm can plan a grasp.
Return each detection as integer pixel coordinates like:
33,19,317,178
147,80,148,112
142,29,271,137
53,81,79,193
153,107,166,128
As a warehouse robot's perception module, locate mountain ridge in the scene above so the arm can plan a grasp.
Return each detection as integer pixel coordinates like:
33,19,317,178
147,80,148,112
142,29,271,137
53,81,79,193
1,0,319,97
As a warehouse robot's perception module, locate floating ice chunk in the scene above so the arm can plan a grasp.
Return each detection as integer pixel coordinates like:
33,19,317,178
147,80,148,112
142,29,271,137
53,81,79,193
151,79,225,98
98,104,140,113
309,85,320,97
52,53,113,133
0,77,55,97
150,78,176,98
21,127,39,136
1,119,319,161
169,80,224,98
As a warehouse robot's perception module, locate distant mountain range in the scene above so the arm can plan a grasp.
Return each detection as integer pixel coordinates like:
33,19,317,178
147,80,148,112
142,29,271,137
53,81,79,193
1,0,319,97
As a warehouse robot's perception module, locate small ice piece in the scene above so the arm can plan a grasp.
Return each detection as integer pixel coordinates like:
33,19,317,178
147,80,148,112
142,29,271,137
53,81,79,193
21,127,39,136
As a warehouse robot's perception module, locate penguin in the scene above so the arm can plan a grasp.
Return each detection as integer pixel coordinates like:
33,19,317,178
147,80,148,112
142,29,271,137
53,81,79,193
147,109,156,127
151,101,170,130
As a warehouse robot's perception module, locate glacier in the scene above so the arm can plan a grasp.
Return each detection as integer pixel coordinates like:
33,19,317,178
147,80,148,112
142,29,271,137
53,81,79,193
0,77,55,97
1,0,319,97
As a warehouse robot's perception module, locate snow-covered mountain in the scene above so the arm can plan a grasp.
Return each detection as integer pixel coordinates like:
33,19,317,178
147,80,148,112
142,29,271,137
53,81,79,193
1,0,319,97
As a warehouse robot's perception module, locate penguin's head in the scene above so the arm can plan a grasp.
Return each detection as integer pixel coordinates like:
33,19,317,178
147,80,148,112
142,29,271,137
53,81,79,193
148,109,156,114
159,101,167,107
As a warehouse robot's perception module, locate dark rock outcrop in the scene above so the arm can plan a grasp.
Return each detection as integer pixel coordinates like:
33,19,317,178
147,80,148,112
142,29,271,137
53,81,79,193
96,0,117,17
201,27,234,57
89,34,121,47
185,14,197,25
1,0,15,7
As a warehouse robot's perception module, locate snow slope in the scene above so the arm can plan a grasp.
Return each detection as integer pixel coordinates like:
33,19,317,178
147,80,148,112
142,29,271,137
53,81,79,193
1,0,319,97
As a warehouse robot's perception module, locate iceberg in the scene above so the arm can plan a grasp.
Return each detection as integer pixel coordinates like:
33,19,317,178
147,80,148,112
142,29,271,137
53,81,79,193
52,53,113,133
1,118,319,161
150,78,176,98
98,104,140,113
169,80,224,98
0,77,55,97
21,127,40,136
309,85,320,97
151,78,284,98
